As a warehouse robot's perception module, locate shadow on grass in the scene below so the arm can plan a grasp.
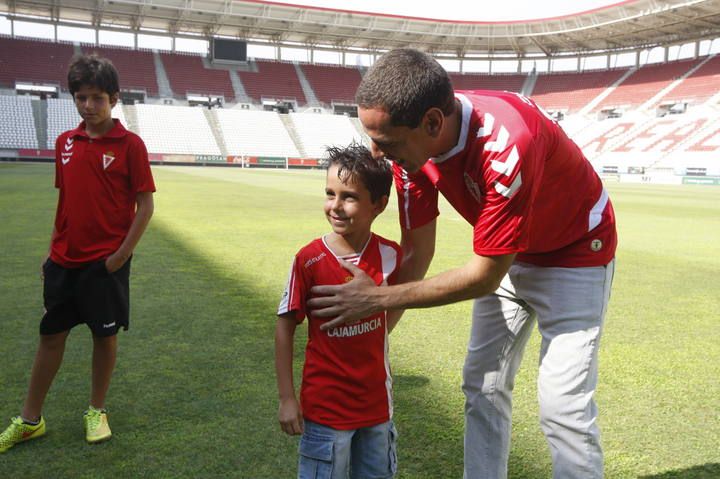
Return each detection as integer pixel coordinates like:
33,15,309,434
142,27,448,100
0,196,552,478
639,464,720,479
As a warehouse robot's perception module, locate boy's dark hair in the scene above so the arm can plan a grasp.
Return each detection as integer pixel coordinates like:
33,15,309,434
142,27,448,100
325,143,392,203
68,54,120,97
355,48,455,129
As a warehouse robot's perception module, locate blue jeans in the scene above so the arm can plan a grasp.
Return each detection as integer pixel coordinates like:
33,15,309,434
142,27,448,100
298,420,398,479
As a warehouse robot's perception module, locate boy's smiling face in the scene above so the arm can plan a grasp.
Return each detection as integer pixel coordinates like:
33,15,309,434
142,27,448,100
324,163,385,248
73,85,117,129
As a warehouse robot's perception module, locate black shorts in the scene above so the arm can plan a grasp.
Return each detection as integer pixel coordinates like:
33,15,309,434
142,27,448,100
40,257,131,337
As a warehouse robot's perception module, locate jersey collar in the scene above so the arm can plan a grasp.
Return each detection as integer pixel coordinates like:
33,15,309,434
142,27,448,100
430,93,473,165
68,119,128,140
321,233,374,264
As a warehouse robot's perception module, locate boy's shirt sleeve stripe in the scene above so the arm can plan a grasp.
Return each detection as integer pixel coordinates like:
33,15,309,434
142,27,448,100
378,242,398,286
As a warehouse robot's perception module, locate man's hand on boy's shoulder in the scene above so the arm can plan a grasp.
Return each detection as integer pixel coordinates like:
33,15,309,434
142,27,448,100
105,251,129,273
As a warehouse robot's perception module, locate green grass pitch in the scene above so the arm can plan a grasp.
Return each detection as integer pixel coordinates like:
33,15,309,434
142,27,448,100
0,162,718,478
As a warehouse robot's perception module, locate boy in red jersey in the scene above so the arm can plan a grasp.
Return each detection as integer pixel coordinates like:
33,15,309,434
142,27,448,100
309,49,616,479
0,54,155,452
276,144,402,479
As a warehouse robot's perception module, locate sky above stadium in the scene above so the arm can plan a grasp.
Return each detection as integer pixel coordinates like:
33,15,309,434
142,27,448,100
268,0,631,22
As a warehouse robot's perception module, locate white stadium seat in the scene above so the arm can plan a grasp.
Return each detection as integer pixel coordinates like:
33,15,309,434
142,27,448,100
132,104,221,155
289,113,366,158
216,109,299,158
0,95,38,149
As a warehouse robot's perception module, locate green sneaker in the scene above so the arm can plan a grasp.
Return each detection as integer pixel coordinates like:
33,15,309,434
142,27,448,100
0,416,46,453
84,407,112,444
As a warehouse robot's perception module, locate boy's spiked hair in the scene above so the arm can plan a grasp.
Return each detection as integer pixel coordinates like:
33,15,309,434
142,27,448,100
324,142,392,203
67,54,120,97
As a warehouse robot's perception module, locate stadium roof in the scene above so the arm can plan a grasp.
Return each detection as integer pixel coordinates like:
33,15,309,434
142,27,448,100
2,0,720,57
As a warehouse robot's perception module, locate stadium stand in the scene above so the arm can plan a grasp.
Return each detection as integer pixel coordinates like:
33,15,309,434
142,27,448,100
133,104,221,155
47,97,81,145
569,108,720,174
558,115,594,137
658,55,720,105
83,46,159,96
1,35,720,176
216,108,300,158
449,73,525,93
46,98,127,145
657,116,720,174
0,94,38,148
532,69,630,113
288,112,365,158
160,52,235,100
300,64,362,106
594,59,700,111
237,60,306,105
0,36,74,90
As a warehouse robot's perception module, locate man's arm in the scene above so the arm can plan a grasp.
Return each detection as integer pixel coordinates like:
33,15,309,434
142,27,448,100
398,219,437,284
105,191,154,273
310,251,515,331
275,314,304,435
387,220,436,332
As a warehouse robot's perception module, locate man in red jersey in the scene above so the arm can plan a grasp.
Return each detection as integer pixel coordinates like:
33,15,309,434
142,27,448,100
0,54,155,453
308,49,616,479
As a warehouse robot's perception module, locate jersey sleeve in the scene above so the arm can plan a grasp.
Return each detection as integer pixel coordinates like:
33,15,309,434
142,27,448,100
393,162,438,230
277,255,310,322
473,117,542,256
385,243,403,286
127,135,156,194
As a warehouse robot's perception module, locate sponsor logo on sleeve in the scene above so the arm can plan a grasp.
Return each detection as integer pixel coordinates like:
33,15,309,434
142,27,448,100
304,252,326,269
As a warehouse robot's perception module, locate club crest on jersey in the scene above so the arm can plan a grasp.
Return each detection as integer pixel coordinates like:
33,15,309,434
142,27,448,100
102,151,115,170
61,137,74,165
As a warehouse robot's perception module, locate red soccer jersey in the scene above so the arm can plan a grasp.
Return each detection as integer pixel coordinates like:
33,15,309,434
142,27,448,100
278,234,402,430
394,90,616,267
51,120,156,268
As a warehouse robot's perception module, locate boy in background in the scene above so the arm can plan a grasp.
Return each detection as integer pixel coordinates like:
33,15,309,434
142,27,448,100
0,54,155,452
276,144,401,479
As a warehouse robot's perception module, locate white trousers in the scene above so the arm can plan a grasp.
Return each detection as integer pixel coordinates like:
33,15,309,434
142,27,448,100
463,260,614,479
